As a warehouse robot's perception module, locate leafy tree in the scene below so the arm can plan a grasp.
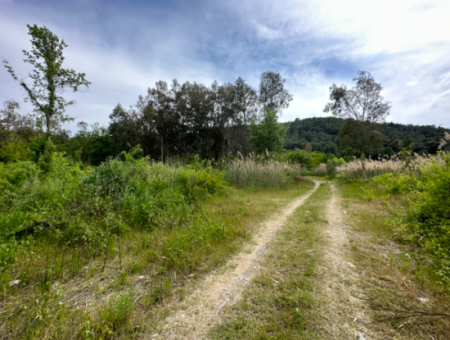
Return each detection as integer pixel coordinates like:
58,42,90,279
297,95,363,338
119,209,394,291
338,118,383,165
146,80,182,162
234,77,258,158
250,107,287,153
3,24,90,134
324,71,390,178
259,71,292,114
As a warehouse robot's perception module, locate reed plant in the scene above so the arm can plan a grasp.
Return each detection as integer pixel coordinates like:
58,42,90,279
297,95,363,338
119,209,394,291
226,154,302,189
311,163,326,177
335,153,447,179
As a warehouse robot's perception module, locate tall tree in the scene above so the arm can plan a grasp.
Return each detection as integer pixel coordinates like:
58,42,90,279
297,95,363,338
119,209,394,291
146,80,181,163
250,107,287,153
324,71,390,178
212,82,236,169
186,82,213,159
108,104,140,152
234,77,257,158
259,71,293,114
3,25,90,134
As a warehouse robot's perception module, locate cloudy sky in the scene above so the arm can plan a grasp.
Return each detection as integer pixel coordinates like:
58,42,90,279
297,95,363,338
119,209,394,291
1,0,449,132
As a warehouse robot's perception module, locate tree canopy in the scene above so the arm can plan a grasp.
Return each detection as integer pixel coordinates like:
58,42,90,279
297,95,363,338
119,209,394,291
324,71,390,178
3,25,90,134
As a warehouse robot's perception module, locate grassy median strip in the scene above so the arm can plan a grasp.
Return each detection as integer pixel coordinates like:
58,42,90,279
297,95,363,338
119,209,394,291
210,183,331,339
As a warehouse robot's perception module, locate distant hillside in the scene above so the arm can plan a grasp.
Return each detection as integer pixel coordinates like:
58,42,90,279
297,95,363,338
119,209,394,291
284,117,449,156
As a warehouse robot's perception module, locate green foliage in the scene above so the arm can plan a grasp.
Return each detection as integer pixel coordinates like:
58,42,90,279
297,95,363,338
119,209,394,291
284,117,449,156
373,173,414,195
374,154,450,283
325,159,336,179
309,151,334,169
397,140,415,170
285,149,311,166
360,186,374,201
0,132,29,162
0,147,227,273
250,108,287,153
393,154,450,282
28,135,57,172
63,124,118,165
98,293,135,332
3,25,90,133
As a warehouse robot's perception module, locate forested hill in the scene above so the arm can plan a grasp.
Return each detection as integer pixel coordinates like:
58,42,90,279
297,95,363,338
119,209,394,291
284,117,450,156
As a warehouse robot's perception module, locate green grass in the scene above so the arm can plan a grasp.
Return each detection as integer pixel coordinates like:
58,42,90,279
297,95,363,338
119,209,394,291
337,180,450,339
0,151,314,339
209,183,331,339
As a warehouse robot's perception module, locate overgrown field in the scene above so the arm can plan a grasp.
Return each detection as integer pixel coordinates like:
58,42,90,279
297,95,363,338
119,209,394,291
336,152,450,284
0,148,312,339
337,179,450,338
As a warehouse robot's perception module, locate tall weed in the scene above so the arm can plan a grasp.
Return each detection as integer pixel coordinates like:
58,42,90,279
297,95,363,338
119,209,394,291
226,156,302,189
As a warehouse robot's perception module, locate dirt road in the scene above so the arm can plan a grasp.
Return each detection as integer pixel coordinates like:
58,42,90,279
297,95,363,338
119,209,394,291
153,182,320,339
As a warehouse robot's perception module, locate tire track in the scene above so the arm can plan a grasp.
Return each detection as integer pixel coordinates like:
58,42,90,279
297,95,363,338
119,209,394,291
153,182,320,339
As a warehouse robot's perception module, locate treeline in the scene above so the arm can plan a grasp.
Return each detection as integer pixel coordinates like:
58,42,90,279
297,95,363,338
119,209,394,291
65,72,292,166
284,117,450,157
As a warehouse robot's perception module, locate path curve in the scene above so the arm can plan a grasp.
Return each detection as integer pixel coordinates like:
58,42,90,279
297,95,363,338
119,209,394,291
154,182,320,339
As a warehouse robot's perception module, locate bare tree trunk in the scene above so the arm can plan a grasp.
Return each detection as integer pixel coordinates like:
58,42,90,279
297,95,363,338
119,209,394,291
360,153,367,179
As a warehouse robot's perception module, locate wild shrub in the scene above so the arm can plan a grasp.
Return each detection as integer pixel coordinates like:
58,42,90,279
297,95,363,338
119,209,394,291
326,159,336,179
0,147,227,280
285,149,311,166
391,153,450,282
373,173,414,194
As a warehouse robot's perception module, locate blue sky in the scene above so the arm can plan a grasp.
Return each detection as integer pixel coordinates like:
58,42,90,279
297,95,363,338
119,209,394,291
1,0,449,132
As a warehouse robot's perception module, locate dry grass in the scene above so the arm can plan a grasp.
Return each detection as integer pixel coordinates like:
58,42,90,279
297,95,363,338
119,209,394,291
312,163,326,177
226,156,302,188
336,153,448,179
337,181,450,339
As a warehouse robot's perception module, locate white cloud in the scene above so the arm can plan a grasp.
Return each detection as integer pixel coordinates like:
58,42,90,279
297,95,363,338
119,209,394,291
1,0,449,131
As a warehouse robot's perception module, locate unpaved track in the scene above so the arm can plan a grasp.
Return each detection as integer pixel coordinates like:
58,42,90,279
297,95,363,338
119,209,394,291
153,182,320,339
319,184,370,339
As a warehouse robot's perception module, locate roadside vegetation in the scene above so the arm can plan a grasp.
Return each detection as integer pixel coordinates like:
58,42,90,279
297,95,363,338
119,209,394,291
0,145,315,338
337,175,450,338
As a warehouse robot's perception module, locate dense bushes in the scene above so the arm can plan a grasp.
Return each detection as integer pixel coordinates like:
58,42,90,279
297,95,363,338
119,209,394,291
0,148,226,276
373,153,450,283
